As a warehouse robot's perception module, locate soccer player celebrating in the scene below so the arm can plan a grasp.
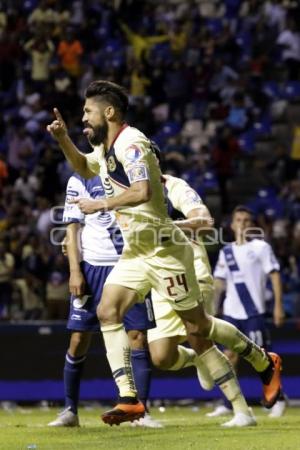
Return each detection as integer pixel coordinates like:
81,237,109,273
47,80,282,426
48,172,161,428
209,206,286,418
148,171,256,427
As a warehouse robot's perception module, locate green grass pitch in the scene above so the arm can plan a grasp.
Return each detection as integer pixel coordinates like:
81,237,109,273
0,405,299,450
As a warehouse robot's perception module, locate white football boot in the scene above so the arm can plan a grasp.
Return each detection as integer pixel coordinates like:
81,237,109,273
221,409,257,428
268,398,287,418
206,405,232,417
131,413,163,428
48,407,79,427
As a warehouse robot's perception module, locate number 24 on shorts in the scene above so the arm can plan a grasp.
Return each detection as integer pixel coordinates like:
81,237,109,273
163,274,189,299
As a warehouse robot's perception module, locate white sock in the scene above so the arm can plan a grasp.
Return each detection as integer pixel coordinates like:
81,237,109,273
101,323,137,398
208,317,269,372
168,345,196,370
199,346,249,415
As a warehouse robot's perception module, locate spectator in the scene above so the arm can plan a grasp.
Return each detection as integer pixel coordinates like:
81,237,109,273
28,0,56,31
7,126,34,179
14,169,39,203
120,22,169,61
46,254,69,320
277,18,300,80
24,33,55,88
57,29,83,78
0,240,15,319
212,126,241,212
0,153,8,192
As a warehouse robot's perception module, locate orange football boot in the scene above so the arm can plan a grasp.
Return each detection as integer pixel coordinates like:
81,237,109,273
262,352,282,409
101,401,145,426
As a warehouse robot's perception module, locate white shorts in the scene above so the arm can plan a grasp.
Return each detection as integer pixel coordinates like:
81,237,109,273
147,283,214,343
104,241,201,311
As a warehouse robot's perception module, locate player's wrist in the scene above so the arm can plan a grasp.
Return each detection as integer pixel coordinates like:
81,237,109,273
57,132,69,144
70,267,82,273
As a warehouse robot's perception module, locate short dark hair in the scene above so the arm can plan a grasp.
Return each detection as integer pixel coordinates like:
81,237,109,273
85,80,129,116
232,205,254,219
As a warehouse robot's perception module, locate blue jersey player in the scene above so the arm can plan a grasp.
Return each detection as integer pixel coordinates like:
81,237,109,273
48,173,161,428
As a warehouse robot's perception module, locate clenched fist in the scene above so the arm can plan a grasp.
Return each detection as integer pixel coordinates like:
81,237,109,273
47,108,68,141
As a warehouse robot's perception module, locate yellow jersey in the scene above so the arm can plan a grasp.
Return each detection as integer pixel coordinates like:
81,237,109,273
85,125,188,257
162,174,213,286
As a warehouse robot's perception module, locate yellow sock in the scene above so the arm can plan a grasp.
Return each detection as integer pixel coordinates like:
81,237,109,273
208,317,269,372
168,345,196,370
101,323,137,398
199,346,249,415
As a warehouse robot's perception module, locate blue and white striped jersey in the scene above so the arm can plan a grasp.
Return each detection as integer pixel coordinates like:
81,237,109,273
63,173,123,266
214,239,280,319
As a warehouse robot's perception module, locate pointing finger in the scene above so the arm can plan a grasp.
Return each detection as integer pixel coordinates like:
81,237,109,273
68,198,80,204
53,107,64,122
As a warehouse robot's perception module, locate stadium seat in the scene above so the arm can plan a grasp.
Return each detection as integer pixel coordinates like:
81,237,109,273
282,82,300,103
238,130,255,153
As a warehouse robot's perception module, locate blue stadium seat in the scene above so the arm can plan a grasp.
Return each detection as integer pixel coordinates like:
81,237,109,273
282,81,300,101
205,19,223,36
203,171,218,190
263,81,282,100
238,130,255,153
248,188,285,219
252,115,272,137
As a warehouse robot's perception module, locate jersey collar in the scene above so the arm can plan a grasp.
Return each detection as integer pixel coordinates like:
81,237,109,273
109,123,128,149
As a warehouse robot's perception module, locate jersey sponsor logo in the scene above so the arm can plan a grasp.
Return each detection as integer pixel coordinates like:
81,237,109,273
91,186,104,194
71,314,82,321
103,177,114,197
97,212,113,224
73,295,90,309
67,189,79,197
127,164,149,183
107,155,117,172
125,145,142,163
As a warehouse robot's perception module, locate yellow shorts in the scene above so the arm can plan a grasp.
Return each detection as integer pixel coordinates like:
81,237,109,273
147,284,214,344
104,241,201,311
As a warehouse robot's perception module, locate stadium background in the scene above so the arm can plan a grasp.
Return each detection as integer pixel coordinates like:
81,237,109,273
0,0,300,404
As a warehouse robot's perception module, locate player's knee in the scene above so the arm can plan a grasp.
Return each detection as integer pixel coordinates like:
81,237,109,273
151,350,174,370
69,332,90,356
97,302,120,325
128,330,147,350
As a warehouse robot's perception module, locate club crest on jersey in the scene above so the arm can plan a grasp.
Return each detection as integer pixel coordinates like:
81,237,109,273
247,250,256,261
125,145,142,163
107,155,117,172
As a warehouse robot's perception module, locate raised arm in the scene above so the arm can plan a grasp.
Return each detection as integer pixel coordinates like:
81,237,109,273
47,108,94,179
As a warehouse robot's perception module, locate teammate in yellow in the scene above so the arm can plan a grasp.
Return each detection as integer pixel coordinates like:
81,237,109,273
47,80,282,426
148,166,256,427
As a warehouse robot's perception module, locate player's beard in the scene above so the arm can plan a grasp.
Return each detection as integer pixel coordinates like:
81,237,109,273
85,121,108,146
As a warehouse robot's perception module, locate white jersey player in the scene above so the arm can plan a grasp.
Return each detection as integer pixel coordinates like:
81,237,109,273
48,173,159,428
211,205,286,418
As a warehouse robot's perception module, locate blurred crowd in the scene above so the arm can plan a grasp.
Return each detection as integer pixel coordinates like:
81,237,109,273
1,0,300,321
